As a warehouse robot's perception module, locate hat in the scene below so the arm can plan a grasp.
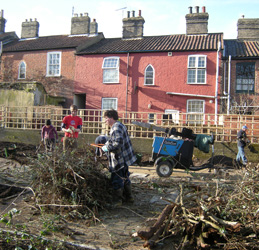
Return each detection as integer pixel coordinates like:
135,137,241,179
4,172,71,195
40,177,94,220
46,119,51,126
242,125,248,130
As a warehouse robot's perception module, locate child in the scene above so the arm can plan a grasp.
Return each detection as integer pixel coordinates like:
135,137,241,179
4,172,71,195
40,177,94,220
41,119,58,153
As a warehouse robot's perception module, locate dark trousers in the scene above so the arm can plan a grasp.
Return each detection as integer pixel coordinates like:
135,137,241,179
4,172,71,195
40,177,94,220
44,138,56,152
111,165,131,190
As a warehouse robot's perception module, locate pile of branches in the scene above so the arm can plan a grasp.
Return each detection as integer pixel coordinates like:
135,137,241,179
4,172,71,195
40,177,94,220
29,144,113,219
136,165,259,249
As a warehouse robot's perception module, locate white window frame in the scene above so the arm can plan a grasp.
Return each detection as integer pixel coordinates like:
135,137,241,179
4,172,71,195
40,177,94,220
102,98,118,111
187,55,207,84
102,57,120,83
46,52,61,77
144,64,155,85
18,61,26,79
186,99,205,125
164,109,180,124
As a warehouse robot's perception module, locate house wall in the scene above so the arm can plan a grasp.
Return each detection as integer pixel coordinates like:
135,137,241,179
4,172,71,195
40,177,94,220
75,51,219,114
1,49,76,107
229,59,259,107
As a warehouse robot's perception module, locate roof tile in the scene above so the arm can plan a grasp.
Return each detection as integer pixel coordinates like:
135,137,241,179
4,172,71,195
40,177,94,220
77,33,223,54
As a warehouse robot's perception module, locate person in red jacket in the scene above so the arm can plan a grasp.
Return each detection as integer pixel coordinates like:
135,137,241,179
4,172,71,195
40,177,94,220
41,119,58,153
61,105,82,151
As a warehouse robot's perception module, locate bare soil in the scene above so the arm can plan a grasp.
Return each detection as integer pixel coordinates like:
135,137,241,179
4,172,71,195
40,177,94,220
0,141,253,249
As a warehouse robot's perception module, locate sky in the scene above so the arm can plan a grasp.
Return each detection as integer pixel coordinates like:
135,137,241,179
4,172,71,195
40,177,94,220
1,0,259,39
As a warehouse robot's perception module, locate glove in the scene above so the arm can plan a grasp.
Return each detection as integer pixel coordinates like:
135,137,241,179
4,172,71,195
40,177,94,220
102,145,108,152
70,126,75,132
65,128,72,133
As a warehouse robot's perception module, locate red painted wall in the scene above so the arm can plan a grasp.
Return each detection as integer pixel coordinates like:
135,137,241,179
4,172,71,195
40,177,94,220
75,51,220,114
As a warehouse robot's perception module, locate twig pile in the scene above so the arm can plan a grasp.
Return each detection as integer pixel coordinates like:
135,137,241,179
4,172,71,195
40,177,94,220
30,144,113,218
136,166,259,249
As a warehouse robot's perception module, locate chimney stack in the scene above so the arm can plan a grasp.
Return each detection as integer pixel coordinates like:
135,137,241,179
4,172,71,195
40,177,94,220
122,9,145,39
71,12,97,35
21,18,39,39
185,6,209,35
0,9,7,33
237,18,259,40
90,18,98,35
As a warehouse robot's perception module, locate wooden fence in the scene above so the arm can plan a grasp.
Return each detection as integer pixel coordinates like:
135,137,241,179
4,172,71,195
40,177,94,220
0,106,259,143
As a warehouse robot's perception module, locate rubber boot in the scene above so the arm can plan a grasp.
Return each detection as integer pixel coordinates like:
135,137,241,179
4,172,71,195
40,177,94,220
113,188,124,207
124,183,134,203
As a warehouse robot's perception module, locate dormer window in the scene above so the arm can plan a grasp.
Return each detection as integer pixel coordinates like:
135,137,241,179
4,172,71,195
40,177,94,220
18,61,26,79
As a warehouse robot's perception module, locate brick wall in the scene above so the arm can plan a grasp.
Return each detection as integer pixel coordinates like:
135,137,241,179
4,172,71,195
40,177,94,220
1,49,76,107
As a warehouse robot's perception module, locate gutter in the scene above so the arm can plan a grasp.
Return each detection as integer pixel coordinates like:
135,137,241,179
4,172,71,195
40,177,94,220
214,41,221,124
227,55,231,115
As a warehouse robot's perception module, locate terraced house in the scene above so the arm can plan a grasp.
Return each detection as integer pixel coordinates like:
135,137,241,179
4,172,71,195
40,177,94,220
0,11,104,107
1,7,258,122
221,17,259,115
74,7,223,124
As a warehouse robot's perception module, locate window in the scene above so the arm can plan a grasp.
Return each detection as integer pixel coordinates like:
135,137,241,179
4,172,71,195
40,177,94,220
47,52,61,77
148,113,155,124
102,57,119,83
18,61,26,79
144,65,154,85
187,100,204,125
164,109,180,124
102,98,118,110
187,55,206,84
236,62,255,93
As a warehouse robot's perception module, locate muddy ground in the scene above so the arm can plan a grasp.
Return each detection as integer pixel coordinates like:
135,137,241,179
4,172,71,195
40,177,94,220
0,141,255,249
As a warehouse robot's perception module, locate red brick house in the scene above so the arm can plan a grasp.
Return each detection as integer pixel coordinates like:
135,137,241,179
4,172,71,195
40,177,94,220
221,17,259,115
0,12,104,107
75,7,223,124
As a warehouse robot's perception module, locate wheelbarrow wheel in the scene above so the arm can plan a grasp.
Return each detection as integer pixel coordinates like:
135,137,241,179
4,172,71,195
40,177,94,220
156,160,173,177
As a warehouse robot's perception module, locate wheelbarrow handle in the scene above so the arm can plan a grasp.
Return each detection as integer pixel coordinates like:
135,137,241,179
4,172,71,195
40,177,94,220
90,143,105,148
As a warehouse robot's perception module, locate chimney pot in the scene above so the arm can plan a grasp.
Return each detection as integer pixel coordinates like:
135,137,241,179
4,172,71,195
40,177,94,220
188,6,192,14
202,6,206,13
195,6,199,13
30,18,32,22
0,9,3,18
132,10,135,17
139,10,141,16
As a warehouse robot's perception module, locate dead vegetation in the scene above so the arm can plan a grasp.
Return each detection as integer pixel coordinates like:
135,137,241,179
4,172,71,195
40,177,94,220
30,145,113,218
0,141,259,249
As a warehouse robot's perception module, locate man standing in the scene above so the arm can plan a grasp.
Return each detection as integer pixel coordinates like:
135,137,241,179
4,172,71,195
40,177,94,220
236,125,249,166
61,105,82,151
102,109,136,206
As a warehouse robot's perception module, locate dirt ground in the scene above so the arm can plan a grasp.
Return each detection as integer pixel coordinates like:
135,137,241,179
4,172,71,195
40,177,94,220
0,141,253,250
